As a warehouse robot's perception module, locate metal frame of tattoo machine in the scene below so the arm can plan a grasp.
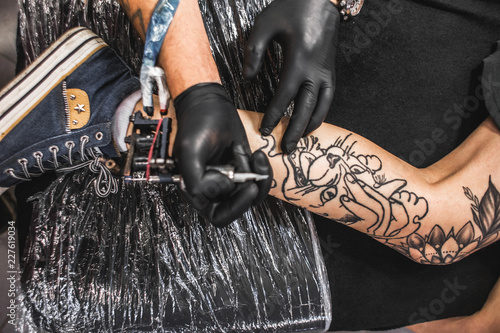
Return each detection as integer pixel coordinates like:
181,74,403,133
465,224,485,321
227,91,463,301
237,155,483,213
121,113,268,186
122,112,177,184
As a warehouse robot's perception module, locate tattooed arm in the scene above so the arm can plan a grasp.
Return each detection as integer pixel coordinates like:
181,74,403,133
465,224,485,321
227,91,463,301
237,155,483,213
142,101,499,264
236,111,500,264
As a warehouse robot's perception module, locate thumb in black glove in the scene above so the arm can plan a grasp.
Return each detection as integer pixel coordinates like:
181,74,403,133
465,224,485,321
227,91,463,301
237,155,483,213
244,0,340,154
173,83,273,227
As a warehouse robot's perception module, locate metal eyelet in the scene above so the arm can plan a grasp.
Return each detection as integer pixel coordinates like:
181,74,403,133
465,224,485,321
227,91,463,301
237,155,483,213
4,168,14,175
17,158,31,178
33,151,43,158
81,135,89,142
49,145,60,168
66,141,75,149
95,132,103,141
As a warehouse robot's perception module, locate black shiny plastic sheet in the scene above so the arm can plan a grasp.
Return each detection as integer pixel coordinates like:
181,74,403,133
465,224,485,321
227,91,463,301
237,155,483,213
17,0,144,74
199,0,285,113
19,169,330,332
16,0,330,331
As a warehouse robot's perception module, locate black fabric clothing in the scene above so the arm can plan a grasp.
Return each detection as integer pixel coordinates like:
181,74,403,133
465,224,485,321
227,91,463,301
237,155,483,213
483,40,500,129
318,0,500,330
330,0,499,167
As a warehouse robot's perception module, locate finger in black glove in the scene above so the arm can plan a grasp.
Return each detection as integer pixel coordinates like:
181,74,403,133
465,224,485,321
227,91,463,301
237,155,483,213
244,0,340,153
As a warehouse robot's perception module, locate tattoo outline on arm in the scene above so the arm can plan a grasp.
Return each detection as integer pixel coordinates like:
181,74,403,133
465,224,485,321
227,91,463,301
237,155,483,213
260,133,500,264
405,178,500,264
261,133,427,238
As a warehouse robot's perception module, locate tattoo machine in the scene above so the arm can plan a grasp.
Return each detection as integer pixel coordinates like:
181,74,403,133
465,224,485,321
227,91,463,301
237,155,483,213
121,112,268,188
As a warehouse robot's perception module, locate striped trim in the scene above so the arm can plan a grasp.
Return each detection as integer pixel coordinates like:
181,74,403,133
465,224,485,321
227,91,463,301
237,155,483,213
0,27,108,142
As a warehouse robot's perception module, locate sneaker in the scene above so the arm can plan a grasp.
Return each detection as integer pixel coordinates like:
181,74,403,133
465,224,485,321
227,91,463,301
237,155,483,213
0,27,140,197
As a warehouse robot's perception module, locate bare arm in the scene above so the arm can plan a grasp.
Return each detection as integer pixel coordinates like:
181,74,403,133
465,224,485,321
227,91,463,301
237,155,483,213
118,0,220,97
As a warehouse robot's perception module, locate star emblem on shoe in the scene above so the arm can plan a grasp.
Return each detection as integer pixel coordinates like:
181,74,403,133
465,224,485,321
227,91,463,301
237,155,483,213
74,104,86,113
66,87,91,130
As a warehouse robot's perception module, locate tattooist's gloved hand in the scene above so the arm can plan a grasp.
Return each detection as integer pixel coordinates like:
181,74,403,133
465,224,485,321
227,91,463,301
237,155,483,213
244,0,340,154
173,83,273,227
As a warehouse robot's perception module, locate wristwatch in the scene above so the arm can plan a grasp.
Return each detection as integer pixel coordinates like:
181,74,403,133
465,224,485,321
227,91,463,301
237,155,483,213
331,0,364,20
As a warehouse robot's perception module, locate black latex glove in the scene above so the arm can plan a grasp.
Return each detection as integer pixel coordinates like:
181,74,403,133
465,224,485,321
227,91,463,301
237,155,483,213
173,83,273,227
244,0,340,154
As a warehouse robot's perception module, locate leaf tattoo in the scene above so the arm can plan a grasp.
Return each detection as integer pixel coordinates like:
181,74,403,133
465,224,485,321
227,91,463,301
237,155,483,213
473,177,500,247
463,186,480,212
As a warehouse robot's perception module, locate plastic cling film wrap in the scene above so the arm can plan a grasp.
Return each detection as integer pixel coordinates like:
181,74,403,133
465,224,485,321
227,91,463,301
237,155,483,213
17,0,145,74
17,0,331,331
19,169,330,332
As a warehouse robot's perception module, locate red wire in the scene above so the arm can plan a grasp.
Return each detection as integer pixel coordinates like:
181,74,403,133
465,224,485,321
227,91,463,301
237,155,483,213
146,117,164,181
